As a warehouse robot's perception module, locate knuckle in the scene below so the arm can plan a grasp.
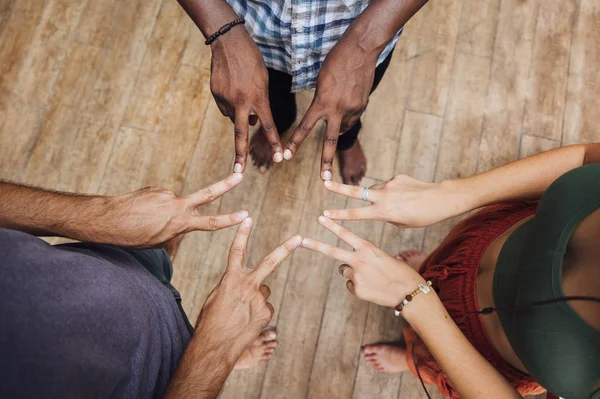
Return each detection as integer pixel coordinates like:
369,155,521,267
208,216,219,230
234,127,246,139
325,135,338,146
262,256,278,271
229,245,245,257
262,121,275,133
297,121,311,135
235,151,245,160
201,187,215,200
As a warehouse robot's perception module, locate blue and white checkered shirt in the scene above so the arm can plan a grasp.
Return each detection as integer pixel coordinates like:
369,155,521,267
226,0,402,92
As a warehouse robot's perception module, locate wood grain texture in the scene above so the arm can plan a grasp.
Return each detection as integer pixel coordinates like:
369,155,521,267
477,0,538,173
407,0,462,116
2,1,597,398
121,1,191,132
522,0,576,141
563,0,600,144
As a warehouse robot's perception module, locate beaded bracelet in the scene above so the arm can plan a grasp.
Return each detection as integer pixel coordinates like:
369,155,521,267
394,281,433,316
205,18,246,45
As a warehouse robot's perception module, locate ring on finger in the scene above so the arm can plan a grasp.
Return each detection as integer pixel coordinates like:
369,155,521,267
339,264,350,278
362,187,369,202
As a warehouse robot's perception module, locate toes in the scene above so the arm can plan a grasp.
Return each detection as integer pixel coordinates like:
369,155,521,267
265,341,278,349
259,329,277,342
363,345,376,355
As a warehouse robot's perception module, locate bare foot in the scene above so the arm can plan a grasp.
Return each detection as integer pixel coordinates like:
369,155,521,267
395,250,427,272
363,344,408,373
234,329,278,369
250,129,275,173
338,140,367,186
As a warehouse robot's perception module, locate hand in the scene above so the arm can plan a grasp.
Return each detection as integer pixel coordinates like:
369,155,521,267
210,27,282,172
282,38,379,180
301,216,423,307
101,173,247,248
321,175,468,228
164,217,301,398
196,217,302,356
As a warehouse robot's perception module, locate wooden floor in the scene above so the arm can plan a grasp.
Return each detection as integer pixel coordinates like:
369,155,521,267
1,0,598,398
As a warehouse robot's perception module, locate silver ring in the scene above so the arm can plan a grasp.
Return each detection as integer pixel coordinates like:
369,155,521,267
340,265,350,278
362,187,369,202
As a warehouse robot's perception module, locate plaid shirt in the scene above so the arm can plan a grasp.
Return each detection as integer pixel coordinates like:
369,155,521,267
226,0,402,92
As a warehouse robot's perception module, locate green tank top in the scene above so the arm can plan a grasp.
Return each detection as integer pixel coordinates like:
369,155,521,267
494,164,600,399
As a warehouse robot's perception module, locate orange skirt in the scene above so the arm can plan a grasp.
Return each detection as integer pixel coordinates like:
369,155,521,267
403,202,545,398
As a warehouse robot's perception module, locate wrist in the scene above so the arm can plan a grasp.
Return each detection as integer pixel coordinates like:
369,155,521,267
439,179,479,215
51,194,111,241
399,289,447,330
210,24,251,53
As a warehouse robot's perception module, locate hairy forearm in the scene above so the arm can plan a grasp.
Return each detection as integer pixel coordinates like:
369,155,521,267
164,325,247,399
0,180,109,239
452,143,600,214
343,0,428,56
177,0,240,38
402,294,522,399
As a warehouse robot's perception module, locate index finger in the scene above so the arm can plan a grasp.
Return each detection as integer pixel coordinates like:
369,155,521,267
283,105,321,160
320,118,341,181
233,110,250,172
255,102,283,163
323,180,381,202
252,234,302,283
227,217,253,269
317,216,366,249
185,172,243,205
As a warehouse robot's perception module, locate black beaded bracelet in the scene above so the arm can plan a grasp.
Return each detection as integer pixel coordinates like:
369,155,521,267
205,18,245,45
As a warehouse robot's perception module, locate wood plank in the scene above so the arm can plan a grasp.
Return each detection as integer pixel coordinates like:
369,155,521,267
97,126,157,195
144,66,211,192
406,0,462,116
519,135,560,159
379,110,443,262
522,0,576,141
0,100,41,179
0,0,45,105
455,0,500,57
424,50,491,253
219,91,320,399
170,100,237,317
20,43,104,188
307,178,384,399
563,0,600,145
11,0,87,108
361,12,423,182
259,156,347,399
121,1,191,132
181,16,211,71
58,0,162,193
398,375,445,399
74,0,120,48
477,0,538,172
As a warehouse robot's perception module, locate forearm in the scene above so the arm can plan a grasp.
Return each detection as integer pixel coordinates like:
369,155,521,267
0,180,109,239
164,326,247,398
342,0,428,56
452,143,599,213
177,0,240,38
402,294,522,399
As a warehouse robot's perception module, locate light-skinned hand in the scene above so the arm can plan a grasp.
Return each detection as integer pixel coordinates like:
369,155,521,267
301,216,424,307
321,174,467,228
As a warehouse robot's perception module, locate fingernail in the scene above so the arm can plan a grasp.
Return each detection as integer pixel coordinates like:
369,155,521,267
283,149,293,160
318,216,327,224
323,210,331,217
243,217,253,227
291,235,302,245
302,238,312,246
234,163,242,173
324,180,332,187
273,152,283,163
322,170,332,181
237,210,249,220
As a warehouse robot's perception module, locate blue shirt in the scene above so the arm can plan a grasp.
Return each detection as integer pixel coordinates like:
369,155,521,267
226,0,402,92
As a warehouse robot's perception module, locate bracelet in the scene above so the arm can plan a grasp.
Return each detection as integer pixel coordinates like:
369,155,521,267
205,18,245,45
394,280,433,316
